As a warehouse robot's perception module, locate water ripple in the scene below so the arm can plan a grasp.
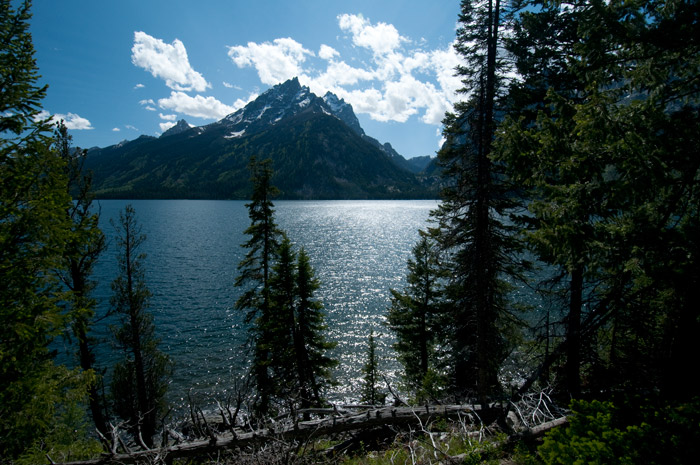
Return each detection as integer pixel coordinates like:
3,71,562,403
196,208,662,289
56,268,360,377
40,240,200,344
75,199,436,409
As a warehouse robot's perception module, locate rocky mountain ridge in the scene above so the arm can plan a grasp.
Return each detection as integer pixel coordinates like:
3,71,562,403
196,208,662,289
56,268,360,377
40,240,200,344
85,78,438,199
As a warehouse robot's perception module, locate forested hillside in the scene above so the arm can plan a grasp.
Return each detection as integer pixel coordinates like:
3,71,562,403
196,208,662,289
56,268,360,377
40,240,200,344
84,79,437,200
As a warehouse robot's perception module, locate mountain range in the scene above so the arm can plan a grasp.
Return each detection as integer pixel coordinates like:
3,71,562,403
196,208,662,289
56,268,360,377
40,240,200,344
85,78,438,199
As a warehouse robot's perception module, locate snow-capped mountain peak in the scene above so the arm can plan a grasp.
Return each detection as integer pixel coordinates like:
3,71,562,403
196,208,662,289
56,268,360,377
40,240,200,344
213,78,363,139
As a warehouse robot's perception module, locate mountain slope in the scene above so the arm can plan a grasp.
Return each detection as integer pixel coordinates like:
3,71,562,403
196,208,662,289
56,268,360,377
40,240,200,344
85,78,437,199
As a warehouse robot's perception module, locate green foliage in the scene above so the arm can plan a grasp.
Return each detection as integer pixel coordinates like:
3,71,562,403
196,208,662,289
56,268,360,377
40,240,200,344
110,205,171,447
15,368,102,465
294,247,338,405
496,0,700,397
387,233,448,401
432,0,524,402
0,0,99,459
538,398,700,465
53,121,110,435
266,238,338,409
236,158,337,413
359,332,385,405
235,157,284,414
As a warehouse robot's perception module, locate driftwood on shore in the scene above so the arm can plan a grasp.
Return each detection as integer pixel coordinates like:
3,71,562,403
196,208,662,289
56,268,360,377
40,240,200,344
54,404,567,465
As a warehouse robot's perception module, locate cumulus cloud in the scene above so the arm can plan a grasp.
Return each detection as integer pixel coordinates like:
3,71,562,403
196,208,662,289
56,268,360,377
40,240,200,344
429,44,462,105
36,110,94,130
227,13,463,131
159,113,177,121
134,83,145,89
131,31,210,92
157,91,238,120
228,37,313,85
112,127,121,132
159,121,177,132
338,13,405,56
318,44,339,60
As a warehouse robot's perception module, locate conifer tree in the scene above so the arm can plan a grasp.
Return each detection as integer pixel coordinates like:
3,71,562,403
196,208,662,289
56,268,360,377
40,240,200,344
496,0,700,398
267,239,337,411
387,233,446,400
433,0,522,403
268,235,298,401
234,157,283,414
0,0,93,458
359,332,385,405
110,205,171,447
294,247,337,408
54,122,109,437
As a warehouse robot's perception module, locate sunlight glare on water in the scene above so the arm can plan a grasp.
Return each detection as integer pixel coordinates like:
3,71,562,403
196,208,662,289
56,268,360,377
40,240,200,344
77,199,437,409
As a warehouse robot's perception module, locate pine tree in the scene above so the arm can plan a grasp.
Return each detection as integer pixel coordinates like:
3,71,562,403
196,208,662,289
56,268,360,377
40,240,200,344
234,157,283,415
433,0,522,404
387,233,446,400
359,332,385,405
496,0,700,398
0,0,92,458
295,247,337,408
53,122,109,437
267,235,298,402
267,238,337,411
110,205,171,447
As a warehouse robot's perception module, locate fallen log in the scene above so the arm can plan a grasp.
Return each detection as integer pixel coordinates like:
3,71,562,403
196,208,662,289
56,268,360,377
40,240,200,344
55,404,496,465
446,416,569,463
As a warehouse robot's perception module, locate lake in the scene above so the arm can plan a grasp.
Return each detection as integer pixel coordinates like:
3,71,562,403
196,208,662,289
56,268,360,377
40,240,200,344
56,199,438,408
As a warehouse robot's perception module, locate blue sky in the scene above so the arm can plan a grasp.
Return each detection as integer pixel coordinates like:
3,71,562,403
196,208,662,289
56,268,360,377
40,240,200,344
30,0,464,159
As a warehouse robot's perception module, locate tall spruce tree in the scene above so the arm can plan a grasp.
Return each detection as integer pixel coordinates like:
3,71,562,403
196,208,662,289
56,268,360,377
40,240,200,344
432,0,522,403
0,1,93,458
53,122,109,437
236,158,336,413
387,233,446,400
234,157,283,415
110,205,171,447
294,247,337,408
267,235,298,402
496,0,700,398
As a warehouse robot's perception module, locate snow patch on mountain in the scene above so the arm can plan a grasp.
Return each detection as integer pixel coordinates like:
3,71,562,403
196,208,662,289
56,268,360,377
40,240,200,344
224,129,246,139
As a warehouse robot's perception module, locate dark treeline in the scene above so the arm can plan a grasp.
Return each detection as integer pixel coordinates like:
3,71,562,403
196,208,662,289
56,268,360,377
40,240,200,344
2,0,699,464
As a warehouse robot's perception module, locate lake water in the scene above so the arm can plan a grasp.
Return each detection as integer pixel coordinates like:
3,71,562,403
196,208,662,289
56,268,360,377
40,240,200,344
59,199,438,408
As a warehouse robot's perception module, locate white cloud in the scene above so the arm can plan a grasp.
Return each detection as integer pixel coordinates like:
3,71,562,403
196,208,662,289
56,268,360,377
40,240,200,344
317,60,375,88
112,127,121,132
158,91,238,120
430,44,462,105
131,31,210,92
338,13,405,56
138,99,157,111
159,121,177,132
36,110,94,130
226,13,464,136
134,83,145,89
232,92,259,109
159,113,177,121
319,44,339,60
228,37,313,85
126,125,138,131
